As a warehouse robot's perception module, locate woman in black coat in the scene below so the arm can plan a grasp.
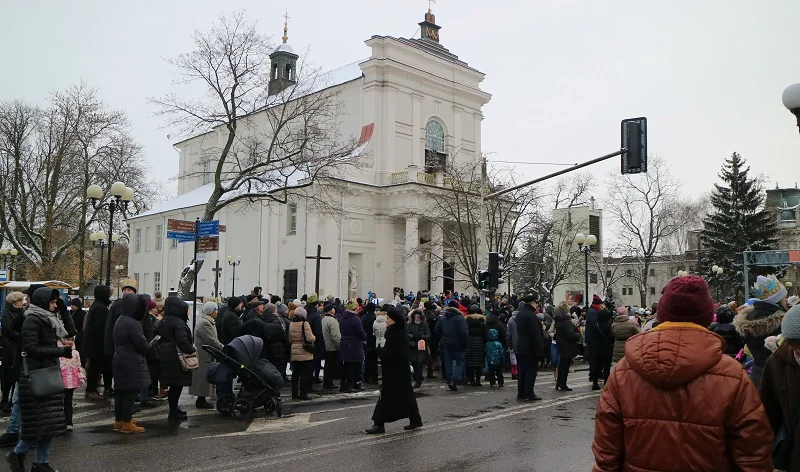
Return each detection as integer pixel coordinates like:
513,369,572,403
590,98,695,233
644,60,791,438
591,309,615,390
157,296,195,420
1,292,25,412
709,306,744,358
365,307,422,434
7,287,72,472
407,310,430,388
465,307,487,387
553,302,580,392
112,295,151,433
83,285,112,400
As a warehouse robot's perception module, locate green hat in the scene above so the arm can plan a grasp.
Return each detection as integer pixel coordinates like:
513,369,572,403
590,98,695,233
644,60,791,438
346,300,358,310
308,293,318,303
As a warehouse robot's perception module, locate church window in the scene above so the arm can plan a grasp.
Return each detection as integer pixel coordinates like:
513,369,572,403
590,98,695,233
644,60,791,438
203,160,213,184
135,228,141,253
272,64,278,80
287,203,297,235
781,209,796,221
285,63,293,80
425,120,445,154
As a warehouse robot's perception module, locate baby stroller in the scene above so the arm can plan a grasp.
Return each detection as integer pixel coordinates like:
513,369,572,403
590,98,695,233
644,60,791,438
204,335,284,419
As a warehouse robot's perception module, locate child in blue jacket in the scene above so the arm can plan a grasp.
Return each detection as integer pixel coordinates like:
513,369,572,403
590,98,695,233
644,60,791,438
485,329,505,387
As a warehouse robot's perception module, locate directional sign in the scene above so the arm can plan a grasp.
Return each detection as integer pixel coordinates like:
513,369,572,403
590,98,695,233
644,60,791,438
167,231,196,242
197,236,220,252
197,220,220,237
0,269,7,282
168,219,196,232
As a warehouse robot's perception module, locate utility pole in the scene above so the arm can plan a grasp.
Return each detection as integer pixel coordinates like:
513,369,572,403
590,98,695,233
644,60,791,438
479,155,488,311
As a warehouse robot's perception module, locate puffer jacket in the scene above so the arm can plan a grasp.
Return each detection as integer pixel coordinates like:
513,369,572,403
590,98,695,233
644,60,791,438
759,342,800,472
434,308,469,352
611,315,639,362
554,312,580,360
2,303,25,379
112,295,151,391
734,302,784,387
288,313,316,362
19,301,70,441
262,313,290,368
321,314,341,352
593,323,773,472
465,314,487,368
157,297,195,387
373,312,388,348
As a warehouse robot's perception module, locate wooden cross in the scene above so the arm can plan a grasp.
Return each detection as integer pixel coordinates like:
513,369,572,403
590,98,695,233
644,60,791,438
212,260,223,297
305,244,331,296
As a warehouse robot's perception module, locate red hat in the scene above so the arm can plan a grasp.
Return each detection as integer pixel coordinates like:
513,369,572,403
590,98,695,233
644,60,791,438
146,299,158,312
657,276,714,327
592,295,603,306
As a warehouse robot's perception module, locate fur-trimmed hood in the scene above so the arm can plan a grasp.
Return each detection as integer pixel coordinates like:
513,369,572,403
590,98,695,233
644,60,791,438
733,304,785,338
465,313,486,321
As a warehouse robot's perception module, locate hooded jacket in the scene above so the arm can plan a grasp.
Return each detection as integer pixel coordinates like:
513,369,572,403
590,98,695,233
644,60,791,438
83,285,111,358
434,308,469,352
593,323,773,472
339,310,366,363
759,342,800,472
465,314,487,368
288,311,316,362
112,295,151,391
157,297,195,387
734,302,784,369
611,314,639,363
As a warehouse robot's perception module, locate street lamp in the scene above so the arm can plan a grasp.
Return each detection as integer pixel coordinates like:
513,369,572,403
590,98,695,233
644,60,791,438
711,265,724,301
115,265,125,298
507,245,519,295
0,248,19,280
782,83,800,133
574,233,597,309
87,181,134,286
227,255,242,297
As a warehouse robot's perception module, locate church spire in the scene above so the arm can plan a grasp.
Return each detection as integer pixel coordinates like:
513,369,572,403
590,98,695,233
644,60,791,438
419,3,441,43
282,10,289,43
269,11,299,96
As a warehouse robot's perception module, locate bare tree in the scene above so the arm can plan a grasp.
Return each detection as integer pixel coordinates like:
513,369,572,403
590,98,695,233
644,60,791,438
151,13,361,298
605,156,685,307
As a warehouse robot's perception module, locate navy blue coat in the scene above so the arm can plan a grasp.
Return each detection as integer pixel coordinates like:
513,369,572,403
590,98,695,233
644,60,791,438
112,295,151,391
434,308,469,352
339,310,366,363
305,305,325,356
361,310,377,351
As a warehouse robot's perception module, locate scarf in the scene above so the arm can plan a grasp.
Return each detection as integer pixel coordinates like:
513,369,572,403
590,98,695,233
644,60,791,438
26,304,69,340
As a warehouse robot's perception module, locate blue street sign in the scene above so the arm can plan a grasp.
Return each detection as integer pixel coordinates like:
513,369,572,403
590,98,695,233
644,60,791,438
197,220,220,237
167,231,196,242
0,269,7,282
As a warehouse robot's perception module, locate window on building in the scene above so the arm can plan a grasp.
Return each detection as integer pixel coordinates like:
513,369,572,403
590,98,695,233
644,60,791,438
133,273,140,284
781,209,796,221
589,273,598,284
649,286,656,295
605,270,612,279
589,215,601,249
424,120,446,172
287,203,297,235
649,268,655,276
622,287,633,296
155,224,163,251
670,267,676,276
170,238,177,249
135,228,142,253
144,227,151,252
203,160,213,185
626,269,633,277
154,272,161,293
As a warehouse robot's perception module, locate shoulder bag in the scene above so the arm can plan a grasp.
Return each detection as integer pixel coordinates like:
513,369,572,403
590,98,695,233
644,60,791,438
773,401,800,470
301,321,315,353
166,327,198,372
21,352,64,398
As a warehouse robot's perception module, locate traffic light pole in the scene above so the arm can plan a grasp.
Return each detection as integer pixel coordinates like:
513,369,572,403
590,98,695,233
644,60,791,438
479,155,488,312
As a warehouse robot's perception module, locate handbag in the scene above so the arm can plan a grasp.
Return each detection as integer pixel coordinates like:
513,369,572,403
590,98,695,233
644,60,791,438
177,347,199,372
301,321,315,353
22,352,64,398
773,402,800,470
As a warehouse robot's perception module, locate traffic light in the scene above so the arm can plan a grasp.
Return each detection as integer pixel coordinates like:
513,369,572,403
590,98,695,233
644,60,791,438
479,270,490,291
488,252,505,289
621,117,647,174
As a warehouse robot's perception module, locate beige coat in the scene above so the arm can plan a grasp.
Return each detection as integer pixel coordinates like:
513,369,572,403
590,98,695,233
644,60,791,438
610,315,640,363
289,318,316,362
190,314,223,397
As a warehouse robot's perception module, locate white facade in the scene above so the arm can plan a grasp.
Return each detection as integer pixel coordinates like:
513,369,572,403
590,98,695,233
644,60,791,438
127,12,491,301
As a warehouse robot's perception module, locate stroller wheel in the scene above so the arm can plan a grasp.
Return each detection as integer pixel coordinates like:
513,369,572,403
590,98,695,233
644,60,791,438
232,399,253,420
264,398,275,414
216,394,236,416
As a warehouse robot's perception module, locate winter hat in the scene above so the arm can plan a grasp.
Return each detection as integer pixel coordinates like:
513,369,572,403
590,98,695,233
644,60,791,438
263,303,277,314
346,300,358,310
307,293,319,304
228,297,243,310
522,293,539,304
323,302,334,313
447,300,460,308
120,278,139,293
781,305,800,341
293,307,307,319
69,298,82,308
468,304,482,315
31,287,59,310
656,276,714,327
788,295,799,308
385,306,405,326
592,295,603,306
615,306,628,318
277,303,288,315
146,299,158,312
5,292,24,305
201,301,218,316
752,275,787,305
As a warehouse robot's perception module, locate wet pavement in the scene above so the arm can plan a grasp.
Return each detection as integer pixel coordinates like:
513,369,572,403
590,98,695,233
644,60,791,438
1,370,601,471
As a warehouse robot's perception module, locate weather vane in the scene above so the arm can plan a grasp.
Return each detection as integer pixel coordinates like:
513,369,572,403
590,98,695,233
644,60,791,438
428,0,436,13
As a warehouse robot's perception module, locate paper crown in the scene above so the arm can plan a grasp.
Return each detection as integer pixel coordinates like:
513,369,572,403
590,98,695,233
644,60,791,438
752,275,787,304
119,278,139,291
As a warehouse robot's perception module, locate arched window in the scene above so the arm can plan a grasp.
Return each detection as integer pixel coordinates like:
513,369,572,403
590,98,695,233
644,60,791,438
425,120,445,154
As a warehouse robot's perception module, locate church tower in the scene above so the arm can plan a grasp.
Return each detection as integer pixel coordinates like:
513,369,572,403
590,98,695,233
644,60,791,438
268,15,299,96
418,7,442,43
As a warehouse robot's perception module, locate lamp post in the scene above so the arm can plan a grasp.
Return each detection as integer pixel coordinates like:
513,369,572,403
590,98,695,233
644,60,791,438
711,265,724,301
574,233,597,310
507,245,518,296
115,265,125,298
87,181,134,286
227,256,241,297
782,83,800,133
0,248,18,280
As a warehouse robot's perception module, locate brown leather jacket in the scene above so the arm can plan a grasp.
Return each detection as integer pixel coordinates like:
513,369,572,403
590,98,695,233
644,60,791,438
593,322,773,472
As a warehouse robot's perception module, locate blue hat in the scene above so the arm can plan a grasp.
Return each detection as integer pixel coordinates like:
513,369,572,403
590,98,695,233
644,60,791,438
782,305,800,341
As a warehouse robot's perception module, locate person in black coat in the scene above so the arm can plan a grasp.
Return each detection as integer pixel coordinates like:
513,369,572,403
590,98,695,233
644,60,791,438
423,302,439,378
361,303,378,383
554,302,580,391
365,307,422,434
112,295,150,433
465,307,487,387
407,310,430,388
261,305,290,381
104,282,138,394
709,306,744,358
218,297,244,346
68,298,85,364
515,294,545,401
304,299,325,384
1,292,25,413
83,285,112,400
7,287,72,472
591,309,614,390
157,296,195,420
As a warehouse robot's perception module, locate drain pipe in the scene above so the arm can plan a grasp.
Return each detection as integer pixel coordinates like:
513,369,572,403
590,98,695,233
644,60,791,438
337,184,347,298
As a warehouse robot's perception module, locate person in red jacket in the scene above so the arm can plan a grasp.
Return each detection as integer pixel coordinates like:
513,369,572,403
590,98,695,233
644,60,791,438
592,276,773,472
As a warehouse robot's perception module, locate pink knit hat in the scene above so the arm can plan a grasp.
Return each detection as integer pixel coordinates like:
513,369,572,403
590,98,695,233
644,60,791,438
615,306,628,317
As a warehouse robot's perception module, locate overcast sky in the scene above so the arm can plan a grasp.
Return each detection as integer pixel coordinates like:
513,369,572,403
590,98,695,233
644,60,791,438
3,1,799,203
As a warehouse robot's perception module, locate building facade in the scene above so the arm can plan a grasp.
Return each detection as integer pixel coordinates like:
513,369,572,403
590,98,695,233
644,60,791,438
126,10,491,301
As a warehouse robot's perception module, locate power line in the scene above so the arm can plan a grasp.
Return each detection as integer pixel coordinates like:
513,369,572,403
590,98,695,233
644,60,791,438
488,160,578,166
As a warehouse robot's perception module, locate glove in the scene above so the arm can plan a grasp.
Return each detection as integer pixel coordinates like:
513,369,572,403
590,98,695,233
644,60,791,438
62,346,73,358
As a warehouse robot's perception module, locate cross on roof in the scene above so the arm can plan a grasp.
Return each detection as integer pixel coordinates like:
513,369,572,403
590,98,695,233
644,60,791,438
428,0,436,12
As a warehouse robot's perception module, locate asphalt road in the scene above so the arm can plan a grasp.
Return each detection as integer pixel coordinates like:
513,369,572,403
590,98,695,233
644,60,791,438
1,371,601,472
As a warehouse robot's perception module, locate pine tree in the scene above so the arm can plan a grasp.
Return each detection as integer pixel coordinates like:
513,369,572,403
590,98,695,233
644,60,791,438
701,152,778,301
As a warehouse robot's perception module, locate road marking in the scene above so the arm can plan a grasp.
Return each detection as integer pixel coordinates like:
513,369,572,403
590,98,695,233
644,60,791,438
181,391,601,472
194,412,347,439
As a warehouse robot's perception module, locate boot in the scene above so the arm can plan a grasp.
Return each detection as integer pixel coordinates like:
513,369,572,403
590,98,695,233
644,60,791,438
5,451,25,472
364,424,385,434
121,421,145,434
85,392,105,401
413,381,422,389
0,432,19,447
153,389,169,400
113,421,122,432
30,464,59,472
404,421,423,431
592,381,601,391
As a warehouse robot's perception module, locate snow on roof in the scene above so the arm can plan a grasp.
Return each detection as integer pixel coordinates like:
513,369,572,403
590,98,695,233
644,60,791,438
133,184,213,219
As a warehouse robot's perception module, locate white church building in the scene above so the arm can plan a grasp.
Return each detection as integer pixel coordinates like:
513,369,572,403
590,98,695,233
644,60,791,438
127,9,491,301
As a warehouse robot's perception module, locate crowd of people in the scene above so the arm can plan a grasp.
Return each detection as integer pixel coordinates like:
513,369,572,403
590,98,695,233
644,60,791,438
0,272,799,470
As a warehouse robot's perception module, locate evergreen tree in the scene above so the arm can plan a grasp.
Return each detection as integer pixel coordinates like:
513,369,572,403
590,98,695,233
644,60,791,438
701,152,778,301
